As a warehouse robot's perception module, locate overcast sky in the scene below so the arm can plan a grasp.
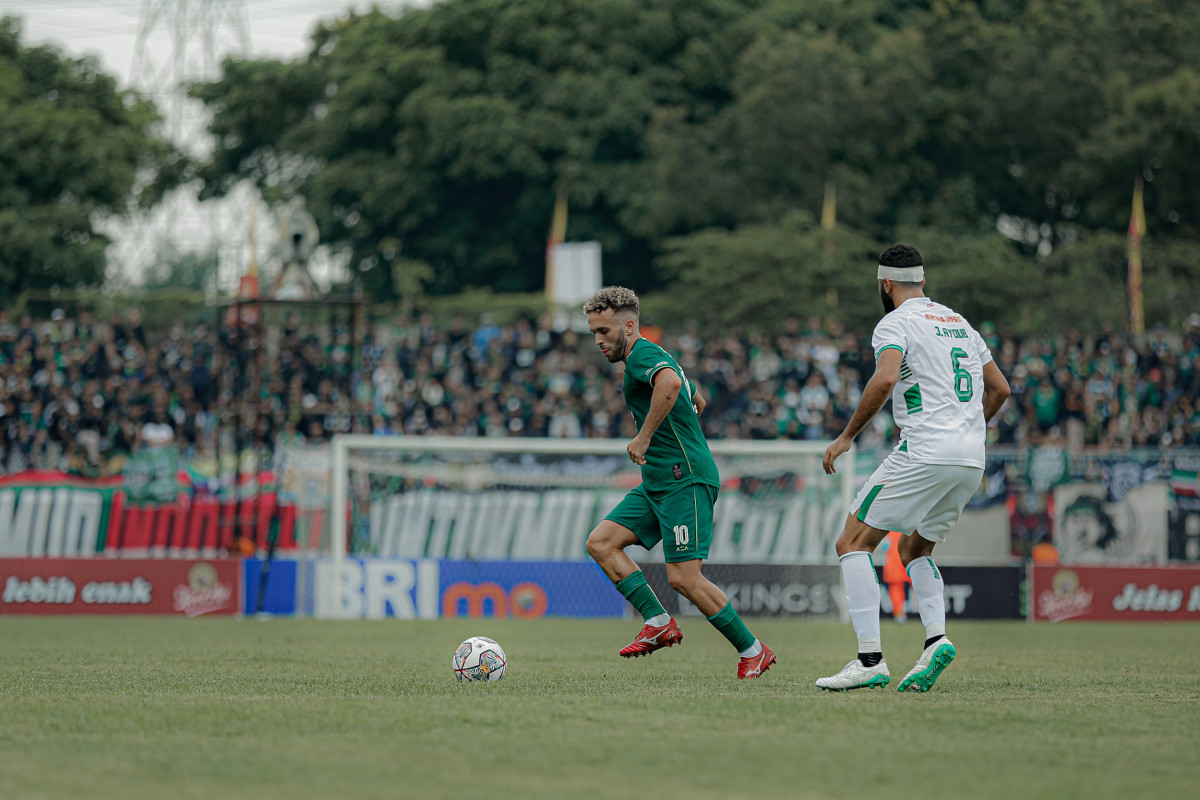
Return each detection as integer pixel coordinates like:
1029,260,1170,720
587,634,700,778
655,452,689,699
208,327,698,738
0,0,423,89
0,0,434,288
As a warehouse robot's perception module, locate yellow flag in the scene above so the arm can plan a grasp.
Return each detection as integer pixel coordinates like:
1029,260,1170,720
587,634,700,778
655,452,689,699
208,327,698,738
821,181,837,231
545,192,569,301
1128,177,1145,334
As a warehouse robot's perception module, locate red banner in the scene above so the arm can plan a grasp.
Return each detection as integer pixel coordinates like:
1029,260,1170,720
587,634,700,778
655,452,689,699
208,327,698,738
0,558,241,616
1031,564,1200,622
0,470,309,556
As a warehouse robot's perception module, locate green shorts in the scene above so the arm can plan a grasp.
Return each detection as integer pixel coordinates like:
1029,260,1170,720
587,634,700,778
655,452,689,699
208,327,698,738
605,482,718,563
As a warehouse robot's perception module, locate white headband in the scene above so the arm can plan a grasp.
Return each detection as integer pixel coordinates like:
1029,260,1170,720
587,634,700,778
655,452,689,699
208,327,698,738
878,265,924,282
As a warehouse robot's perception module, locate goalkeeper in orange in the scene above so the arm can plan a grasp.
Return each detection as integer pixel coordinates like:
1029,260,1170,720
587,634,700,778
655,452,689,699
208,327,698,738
882,531,911,623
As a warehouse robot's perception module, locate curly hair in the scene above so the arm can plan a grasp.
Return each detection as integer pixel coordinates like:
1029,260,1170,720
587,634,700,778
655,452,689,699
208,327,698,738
878,244,923,269
582,286,639,316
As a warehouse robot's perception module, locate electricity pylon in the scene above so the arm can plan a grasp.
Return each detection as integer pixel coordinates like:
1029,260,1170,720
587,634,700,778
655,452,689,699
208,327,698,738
111,0,266,294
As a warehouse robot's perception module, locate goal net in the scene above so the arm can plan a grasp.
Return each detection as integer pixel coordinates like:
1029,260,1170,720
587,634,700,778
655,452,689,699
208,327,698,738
329,435,856,575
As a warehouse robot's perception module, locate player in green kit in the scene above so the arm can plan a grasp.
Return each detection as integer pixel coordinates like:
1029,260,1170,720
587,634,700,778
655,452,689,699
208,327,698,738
583,287,776,679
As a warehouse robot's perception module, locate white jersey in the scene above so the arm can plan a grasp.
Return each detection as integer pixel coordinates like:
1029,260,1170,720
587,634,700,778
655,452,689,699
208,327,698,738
871,297,993,467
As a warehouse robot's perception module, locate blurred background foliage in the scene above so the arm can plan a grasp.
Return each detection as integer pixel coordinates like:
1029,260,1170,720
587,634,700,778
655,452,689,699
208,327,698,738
3,1,1198,334
0,16,182,308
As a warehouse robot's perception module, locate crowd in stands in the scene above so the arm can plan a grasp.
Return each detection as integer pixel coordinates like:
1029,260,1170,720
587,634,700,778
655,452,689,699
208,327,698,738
2,305,1199,477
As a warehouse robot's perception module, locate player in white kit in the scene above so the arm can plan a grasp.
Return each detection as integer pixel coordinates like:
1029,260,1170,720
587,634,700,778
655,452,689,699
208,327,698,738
817,245,1011,692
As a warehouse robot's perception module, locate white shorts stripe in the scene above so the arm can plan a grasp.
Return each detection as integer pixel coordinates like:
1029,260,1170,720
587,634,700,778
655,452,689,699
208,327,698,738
850,451,983,543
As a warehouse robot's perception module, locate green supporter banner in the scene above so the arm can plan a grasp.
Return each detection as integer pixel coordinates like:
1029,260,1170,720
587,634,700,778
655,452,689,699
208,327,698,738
123,447,180,506
0,472,120,556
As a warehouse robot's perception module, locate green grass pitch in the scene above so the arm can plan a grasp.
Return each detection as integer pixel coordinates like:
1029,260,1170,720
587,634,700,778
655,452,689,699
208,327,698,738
2,616,1198,799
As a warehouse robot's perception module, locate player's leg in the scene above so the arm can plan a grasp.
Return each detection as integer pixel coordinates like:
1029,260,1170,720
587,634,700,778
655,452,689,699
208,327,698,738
589,488,681,658
894,465,982,692
899,531,942,644
895,532,956,692
818,452,944,691
658,484,775,678
814,513,892,690
663,558,776,679
586,519,645,584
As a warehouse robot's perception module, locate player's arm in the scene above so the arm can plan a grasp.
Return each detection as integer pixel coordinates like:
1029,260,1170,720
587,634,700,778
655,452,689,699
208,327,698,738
822,348,902,475
692,384,707,417
627,367,682,465
981,360,1011,423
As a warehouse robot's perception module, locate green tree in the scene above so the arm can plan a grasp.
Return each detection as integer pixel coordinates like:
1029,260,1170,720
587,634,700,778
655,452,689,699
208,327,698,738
656,214,1043,335
192,0,762,299
1070,68,1200,236
646,23,935,238
188,0,1200,330
0,17,179,306
655,215,883,333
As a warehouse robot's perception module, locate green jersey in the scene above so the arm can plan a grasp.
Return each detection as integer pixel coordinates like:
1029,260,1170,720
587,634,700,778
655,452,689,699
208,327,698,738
622,337,720,494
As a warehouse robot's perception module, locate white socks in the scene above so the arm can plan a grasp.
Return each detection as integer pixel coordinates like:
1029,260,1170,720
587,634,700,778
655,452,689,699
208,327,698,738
839,551,881,654
645,613,671,627
739,639,763,659
907,555,947,641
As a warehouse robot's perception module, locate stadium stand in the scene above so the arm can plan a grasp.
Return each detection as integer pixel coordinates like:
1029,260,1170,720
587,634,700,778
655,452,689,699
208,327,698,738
1,308,1198,477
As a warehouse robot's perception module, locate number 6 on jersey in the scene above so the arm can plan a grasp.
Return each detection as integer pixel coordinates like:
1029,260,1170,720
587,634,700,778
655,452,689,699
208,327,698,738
950,347,973,401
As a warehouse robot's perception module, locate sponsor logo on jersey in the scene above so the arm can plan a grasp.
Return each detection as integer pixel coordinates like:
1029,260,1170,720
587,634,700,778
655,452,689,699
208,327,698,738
645,361,670,379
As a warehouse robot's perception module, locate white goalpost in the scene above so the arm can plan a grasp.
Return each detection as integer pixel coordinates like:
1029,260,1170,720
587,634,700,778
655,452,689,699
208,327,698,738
326,435,856,616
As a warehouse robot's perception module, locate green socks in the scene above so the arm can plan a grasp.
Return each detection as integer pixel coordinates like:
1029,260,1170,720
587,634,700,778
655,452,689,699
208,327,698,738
615,574,756,653
707,601,757,652
615,570,668,622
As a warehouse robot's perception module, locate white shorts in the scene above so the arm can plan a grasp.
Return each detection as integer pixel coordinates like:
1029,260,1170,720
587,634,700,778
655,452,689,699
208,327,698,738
851,451,984,543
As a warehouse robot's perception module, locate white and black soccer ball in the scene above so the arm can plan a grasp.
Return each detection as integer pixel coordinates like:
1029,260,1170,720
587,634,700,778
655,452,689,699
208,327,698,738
452,636,507,682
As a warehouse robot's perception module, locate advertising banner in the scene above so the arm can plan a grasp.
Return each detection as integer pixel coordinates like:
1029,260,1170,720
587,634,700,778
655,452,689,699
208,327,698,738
882,566,1024,620
311,558,624,619
639,564,1023,620
242,558,300,616
641,563,844,618
439,560,623,619
1031,564,1200,622
0,558,240,616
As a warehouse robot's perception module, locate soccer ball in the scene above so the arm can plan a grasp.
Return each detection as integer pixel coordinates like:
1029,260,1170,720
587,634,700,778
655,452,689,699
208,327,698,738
452,636,507,682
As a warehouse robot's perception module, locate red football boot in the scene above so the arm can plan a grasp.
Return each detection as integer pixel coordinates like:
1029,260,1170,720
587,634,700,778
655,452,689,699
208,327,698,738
737,642,776,679
618,618,683,658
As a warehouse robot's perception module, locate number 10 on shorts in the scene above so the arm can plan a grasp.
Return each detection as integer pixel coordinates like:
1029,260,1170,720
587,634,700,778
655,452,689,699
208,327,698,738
673,525,690,546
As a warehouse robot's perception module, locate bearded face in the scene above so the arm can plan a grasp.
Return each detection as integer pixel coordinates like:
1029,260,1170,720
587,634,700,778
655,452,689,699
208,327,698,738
605,327,629,363
588,309,633,363
880,281,896,314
